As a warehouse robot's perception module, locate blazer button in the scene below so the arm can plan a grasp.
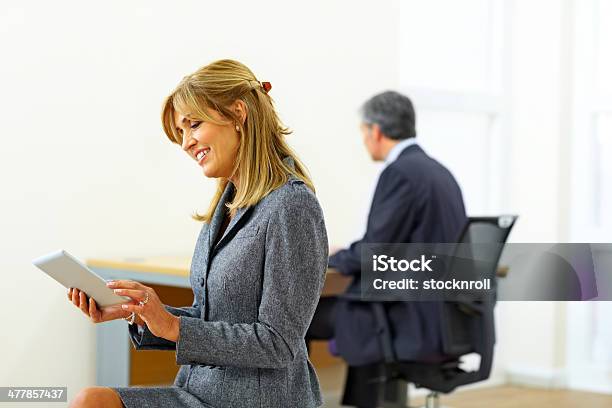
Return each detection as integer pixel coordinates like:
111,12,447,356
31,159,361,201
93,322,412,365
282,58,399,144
199,277,205,287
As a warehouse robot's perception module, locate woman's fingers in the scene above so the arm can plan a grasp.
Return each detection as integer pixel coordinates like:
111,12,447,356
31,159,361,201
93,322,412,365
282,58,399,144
88,297,101,322
79,291,89,315
88,297,94,318
112,289,147,302
67,288,107,323
72,288,80,307
106,280,146,291
121,303,144,314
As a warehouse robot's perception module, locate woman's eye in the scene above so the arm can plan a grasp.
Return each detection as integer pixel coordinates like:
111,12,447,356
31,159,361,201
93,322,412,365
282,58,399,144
190,121,202,129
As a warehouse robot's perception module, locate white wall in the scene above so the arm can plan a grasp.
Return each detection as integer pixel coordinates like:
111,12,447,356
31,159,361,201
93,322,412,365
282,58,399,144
565,0,612,393
497,0,570,388
0,0,400,404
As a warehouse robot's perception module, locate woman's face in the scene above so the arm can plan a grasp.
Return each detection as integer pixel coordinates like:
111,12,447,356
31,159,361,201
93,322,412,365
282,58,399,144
175,107,240,180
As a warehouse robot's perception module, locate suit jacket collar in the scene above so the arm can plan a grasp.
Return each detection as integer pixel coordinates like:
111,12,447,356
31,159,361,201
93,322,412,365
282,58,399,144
397,143,424,158
384,138,418,166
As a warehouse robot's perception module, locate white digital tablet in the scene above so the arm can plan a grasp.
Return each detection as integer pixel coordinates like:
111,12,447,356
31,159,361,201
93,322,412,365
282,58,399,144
33,249,130,307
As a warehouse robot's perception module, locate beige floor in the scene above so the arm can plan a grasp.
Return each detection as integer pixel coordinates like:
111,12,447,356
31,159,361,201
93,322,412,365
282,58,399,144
409,385,612,408
318,365,612,408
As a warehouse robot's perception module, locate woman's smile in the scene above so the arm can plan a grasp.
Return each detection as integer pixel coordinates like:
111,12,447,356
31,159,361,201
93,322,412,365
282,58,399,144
195,147,211,165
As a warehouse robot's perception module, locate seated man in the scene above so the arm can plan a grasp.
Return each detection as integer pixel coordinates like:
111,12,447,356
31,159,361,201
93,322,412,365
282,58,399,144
307,91,467,404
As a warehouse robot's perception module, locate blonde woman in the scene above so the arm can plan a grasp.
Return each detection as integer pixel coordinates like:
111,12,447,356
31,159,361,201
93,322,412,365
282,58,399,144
67,59,329,408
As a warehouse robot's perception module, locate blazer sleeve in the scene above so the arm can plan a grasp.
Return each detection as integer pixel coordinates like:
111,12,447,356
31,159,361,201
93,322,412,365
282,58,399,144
128,298,201,350
329,165,418,276
174,196,328,368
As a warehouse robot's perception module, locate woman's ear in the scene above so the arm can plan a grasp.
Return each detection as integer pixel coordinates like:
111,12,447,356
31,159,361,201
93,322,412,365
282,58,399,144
233,100,248,125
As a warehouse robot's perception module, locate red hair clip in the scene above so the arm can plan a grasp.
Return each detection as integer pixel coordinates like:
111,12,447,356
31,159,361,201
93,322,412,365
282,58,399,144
261,81,272,94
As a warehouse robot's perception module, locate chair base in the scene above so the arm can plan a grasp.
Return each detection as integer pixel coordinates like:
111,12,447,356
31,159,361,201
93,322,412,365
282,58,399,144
419,391,452,408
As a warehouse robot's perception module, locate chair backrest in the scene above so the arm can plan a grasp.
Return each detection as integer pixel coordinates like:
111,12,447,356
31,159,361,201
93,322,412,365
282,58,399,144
460,216,517,244
440,215,517,381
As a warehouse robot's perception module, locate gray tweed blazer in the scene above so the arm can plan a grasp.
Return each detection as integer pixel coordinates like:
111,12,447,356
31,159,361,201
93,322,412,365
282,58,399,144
118,161,329,408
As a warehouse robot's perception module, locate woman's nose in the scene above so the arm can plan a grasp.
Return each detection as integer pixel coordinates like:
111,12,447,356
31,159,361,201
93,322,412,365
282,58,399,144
182,134,195,151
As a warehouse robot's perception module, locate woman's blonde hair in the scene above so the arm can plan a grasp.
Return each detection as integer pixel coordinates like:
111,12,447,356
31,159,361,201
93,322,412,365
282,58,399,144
161,59,314,223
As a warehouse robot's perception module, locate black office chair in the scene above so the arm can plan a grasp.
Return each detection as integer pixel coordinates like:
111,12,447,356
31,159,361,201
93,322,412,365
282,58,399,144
342,215,517,408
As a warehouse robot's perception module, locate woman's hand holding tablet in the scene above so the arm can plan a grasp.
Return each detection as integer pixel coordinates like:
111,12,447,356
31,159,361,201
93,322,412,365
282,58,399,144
67,287,140,324
33,249,141,324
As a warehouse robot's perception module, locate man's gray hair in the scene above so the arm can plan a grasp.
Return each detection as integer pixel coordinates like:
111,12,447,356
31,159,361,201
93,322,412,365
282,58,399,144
361,91,416,140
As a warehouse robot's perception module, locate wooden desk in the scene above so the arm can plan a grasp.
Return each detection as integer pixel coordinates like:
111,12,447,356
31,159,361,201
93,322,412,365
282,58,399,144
87,256,351,387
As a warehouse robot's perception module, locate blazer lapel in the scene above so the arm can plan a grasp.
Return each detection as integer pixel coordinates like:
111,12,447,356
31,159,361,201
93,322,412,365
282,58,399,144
213,205,253,251
207,182,235,254
211,156,294,251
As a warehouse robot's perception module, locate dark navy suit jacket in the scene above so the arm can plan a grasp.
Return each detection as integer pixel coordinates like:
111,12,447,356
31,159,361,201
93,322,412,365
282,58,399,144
328,144,467,365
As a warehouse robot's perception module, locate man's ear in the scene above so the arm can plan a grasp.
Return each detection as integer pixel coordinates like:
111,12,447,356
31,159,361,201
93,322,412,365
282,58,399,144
371,124,384,142
233,100,248,125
